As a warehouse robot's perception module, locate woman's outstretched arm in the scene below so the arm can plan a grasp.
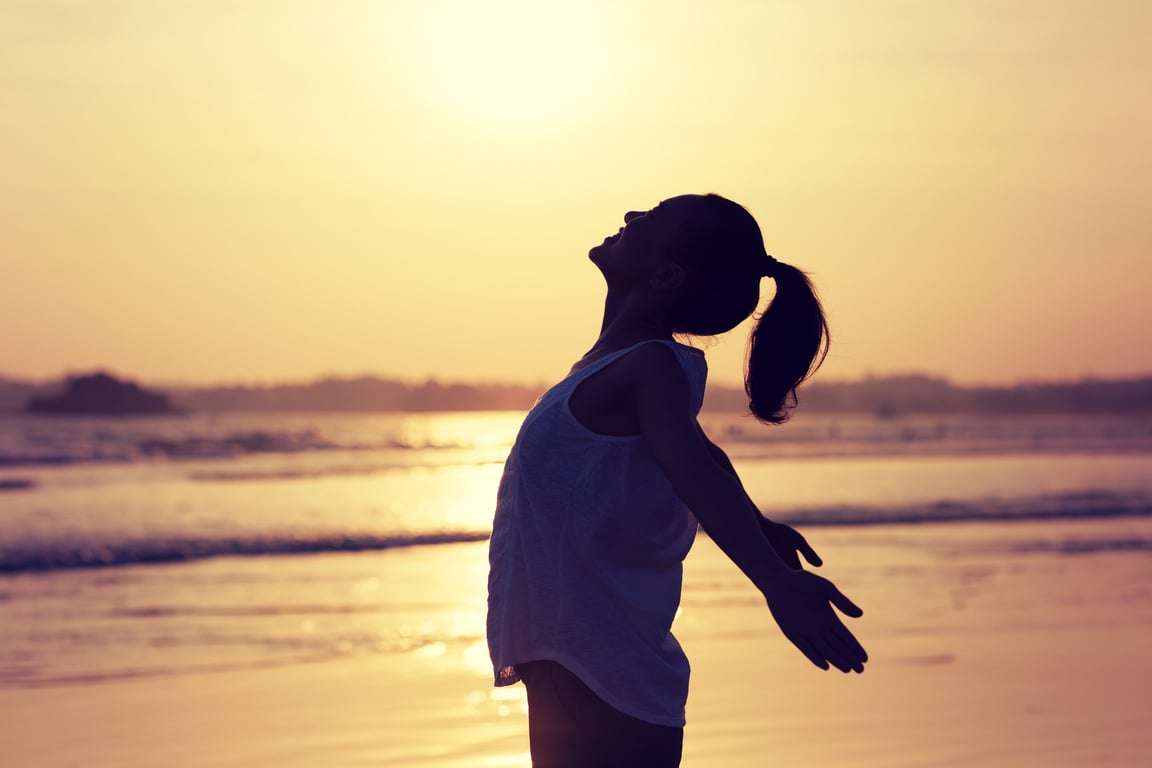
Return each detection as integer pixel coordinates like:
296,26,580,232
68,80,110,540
622,343,867,673
697,426,823,570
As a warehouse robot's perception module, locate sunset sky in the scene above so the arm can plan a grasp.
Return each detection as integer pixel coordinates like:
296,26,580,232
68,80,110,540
3,0,1149,386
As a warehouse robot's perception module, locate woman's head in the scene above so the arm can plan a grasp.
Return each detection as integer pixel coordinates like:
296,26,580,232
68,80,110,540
591,193,829,424
660,194,769,336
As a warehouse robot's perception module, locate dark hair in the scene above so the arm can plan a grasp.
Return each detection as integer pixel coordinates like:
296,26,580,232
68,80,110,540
664,194,829,424
745,261,829,423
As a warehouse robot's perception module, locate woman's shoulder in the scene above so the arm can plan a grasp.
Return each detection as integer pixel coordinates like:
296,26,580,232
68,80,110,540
594,342,706,406
568,340,703,435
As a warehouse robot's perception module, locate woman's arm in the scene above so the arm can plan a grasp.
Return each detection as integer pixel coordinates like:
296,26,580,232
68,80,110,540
697,426,823,570
622,343,867,673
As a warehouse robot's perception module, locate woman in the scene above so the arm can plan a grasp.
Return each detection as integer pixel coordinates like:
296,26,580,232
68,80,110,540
487,194,867,767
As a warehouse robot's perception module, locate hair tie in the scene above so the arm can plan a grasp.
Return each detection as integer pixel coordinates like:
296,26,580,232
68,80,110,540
761,255,779,279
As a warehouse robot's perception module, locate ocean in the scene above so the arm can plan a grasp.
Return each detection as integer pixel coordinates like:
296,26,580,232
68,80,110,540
2,409,1151,691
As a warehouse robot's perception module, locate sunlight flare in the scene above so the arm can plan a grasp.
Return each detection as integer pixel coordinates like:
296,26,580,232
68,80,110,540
401,0,621,131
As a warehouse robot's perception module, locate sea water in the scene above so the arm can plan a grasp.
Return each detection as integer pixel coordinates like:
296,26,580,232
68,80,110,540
1,410,1150,688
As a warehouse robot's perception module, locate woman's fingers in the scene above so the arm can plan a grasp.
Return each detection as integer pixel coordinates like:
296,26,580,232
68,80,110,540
809,634,853,673
801,629,866,673
791,635,831,671
824,626,867,672
826,584,863,618
797,535,823,567
833,623,869,665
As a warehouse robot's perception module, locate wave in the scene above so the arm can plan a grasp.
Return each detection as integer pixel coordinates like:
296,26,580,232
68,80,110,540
0,478,35,491
4,490,1151,575
708,412,1152,458
1007,537,1152,555
771,490,1152,528
0,430,344,467
184,459,503,482
0,531,492,574
0,430,494,468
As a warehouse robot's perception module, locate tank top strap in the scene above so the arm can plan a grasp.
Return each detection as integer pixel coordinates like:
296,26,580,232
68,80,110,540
558,339,698,392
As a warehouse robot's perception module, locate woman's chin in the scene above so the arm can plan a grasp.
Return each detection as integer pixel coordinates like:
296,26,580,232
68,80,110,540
589,235,619,263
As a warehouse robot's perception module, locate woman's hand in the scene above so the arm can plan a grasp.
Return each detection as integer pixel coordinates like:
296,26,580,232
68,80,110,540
759,518,822,570
758,518,865,672
763,569,867,673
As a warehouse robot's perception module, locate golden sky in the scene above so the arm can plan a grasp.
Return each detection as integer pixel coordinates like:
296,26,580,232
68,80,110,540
2,0,1150,386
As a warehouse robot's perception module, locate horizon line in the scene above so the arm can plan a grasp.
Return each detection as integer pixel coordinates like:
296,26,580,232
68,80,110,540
4,368,1152,391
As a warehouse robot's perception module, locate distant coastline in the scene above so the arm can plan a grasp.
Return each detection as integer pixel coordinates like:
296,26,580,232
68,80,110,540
3,371,1152,415
706,374,1152,416
24,373,178,416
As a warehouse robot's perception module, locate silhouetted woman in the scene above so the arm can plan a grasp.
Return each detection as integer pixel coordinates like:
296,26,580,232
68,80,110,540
488,194,867,767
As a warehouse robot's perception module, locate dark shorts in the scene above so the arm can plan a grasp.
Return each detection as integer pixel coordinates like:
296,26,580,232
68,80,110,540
516,660,683,768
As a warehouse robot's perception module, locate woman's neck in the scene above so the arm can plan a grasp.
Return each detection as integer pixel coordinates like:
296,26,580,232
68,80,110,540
580,290,674,363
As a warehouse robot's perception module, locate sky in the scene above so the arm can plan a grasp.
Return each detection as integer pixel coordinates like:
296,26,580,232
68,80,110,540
2,0,1150,386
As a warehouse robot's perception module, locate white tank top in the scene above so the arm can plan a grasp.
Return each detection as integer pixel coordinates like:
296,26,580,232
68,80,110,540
487,339,707,727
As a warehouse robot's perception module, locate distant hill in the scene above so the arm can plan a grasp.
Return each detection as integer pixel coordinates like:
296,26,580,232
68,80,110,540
2,372,1151,415
703,374,1152,415
168,377,544,413
0,378,37,413
25,373,178,416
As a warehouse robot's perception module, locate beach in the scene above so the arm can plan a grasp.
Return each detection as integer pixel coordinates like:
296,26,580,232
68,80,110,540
5,0,1151,762
4,515,1150,767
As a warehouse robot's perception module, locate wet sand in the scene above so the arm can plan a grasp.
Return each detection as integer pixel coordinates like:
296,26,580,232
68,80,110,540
2,519,1151,767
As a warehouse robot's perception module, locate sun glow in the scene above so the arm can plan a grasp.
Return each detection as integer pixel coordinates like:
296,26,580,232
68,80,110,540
400,0,622,131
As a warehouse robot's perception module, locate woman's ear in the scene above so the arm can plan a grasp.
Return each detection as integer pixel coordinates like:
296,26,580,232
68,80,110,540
649,263,686,293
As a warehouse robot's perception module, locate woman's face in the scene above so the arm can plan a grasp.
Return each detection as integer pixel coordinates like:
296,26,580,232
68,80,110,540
588,195,706,283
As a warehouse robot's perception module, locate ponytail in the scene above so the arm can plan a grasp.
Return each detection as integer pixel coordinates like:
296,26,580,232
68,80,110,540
745,261,829,424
